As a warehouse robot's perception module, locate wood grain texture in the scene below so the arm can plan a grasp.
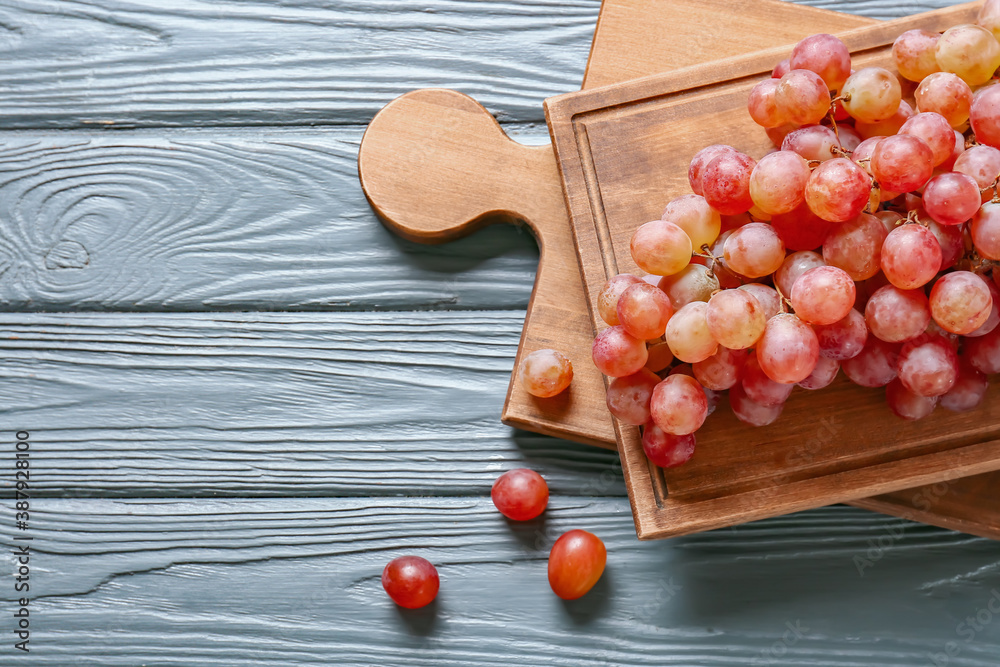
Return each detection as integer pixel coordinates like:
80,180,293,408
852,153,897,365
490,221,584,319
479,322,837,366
0,311,622,498
582,0,874,88
0,0,601,129
0,133,541,310
546,2,989,539
3,498,1000,666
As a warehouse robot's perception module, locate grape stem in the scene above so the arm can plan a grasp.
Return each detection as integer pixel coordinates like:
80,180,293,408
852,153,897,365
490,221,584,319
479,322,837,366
772,282,793,314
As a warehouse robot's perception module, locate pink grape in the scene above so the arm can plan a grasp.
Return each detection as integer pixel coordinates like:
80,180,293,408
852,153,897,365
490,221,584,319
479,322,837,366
839,126,863,153
886,378,938,420
841,336,901,387
491,469,549,521
519,349,574,398
973,202,1000,259
749,151,810,215
747,78,787,128
789,266,856,326
705,289,767,350
798,355,840,390
923,172,982,226
606,368,660,425
617,282,674,340
965,325,1000,373
875,210,904,234
790,33,851,90
706,230,750,289
856,271,891,311
738,283,782,321
855,99,915,140
927,219,965,271
871,134,934,194
935,24,1000,86
775,69,832,126
971,84,1000,150
772,59,792,79
765,123,799,149
842,67,902,123
641,423,696,468
597,273,643,326
756,313,820,384
770,202,837,251
630,220,693,276
865,284,930,343
880,223,943,290
741,351,794,406
592,326,648,377
774,251,825,297
693,346,749,391
723,222,785,279
892,29,942,82
852,136,884,174
954,145,1000,203
729,382,784,427
688,144,738,195
940,129,966,171
897,334,960,397
929,271,994,335
814,308,868,360
782,125,839,162
702,151,757,215
665,301,718,363
662,194,722,250
649,375,708,435
805,158,872,223
940,364,989,412
968,280,1000,337
980,0,1000,40
822,212,888,281
657,264,720,309
915,72,973,128
899,112,956,166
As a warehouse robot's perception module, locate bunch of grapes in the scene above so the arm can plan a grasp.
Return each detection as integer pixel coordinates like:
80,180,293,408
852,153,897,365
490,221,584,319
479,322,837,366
594,3,1000,470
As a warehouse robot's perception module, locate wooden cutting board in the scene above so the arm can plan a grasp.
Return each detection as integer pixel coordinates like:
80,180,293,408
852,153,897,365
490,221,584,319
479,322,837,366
545,1,999,539
359,0,1000,540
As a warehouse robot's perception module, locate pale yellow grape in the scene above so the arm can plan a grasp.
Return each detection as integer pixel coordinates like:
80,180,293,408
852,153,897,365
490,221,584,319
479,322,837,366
842,67,902,123
661,194,721,250
665,301,718,363
935,24,1000,87
706,289,767,350
630,220,693,276
656,264,719,310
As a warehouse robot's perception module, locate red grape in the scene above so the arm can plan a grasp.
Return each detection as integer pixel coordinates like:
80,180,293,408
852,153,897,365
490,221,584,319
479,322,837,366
548,530,606,600
789,265,857,326
723,222,785,278
798,355,841,390
729,382,785,426
886,378,938,420
865,284,931,343
805,158,872,223
899,112,956,166
630,220,693,276
823,212,888,281
641,423,696,468
965,325,1000,374
689,145,738,195
880,223,943,290
606,369,660,425
756,313,820,384
705,289,767,349
814,308,868,360
897,334,960,397
617,282,674,340
871,134,934,193
775,69,832,126
892,29,942,82
650,374,708,435
915,72,973,127
693,346,749,391
382,556,440,609
922,172,981,226
842,336,901,387
790,33,851,90
940,363,989,412
592,326,648,377
703,151,757,215
491,469,549,521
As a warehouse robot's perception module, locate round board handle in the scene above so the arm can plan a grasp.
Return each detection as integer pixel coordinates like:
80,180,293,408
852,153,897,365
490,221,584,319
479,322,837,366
358,88,557,244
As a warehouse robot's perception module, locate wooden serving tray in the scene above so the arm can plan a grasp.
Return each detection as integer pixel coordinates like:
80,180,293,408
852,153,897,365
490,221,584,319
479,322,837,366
360,0,1000,541
545,1,1000,539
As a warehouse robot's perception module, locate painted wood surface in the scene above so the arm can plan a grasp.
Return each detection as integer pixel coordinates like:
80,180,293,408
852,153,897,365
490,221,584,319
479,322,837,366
0,0,998,665
2,498,1000,665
